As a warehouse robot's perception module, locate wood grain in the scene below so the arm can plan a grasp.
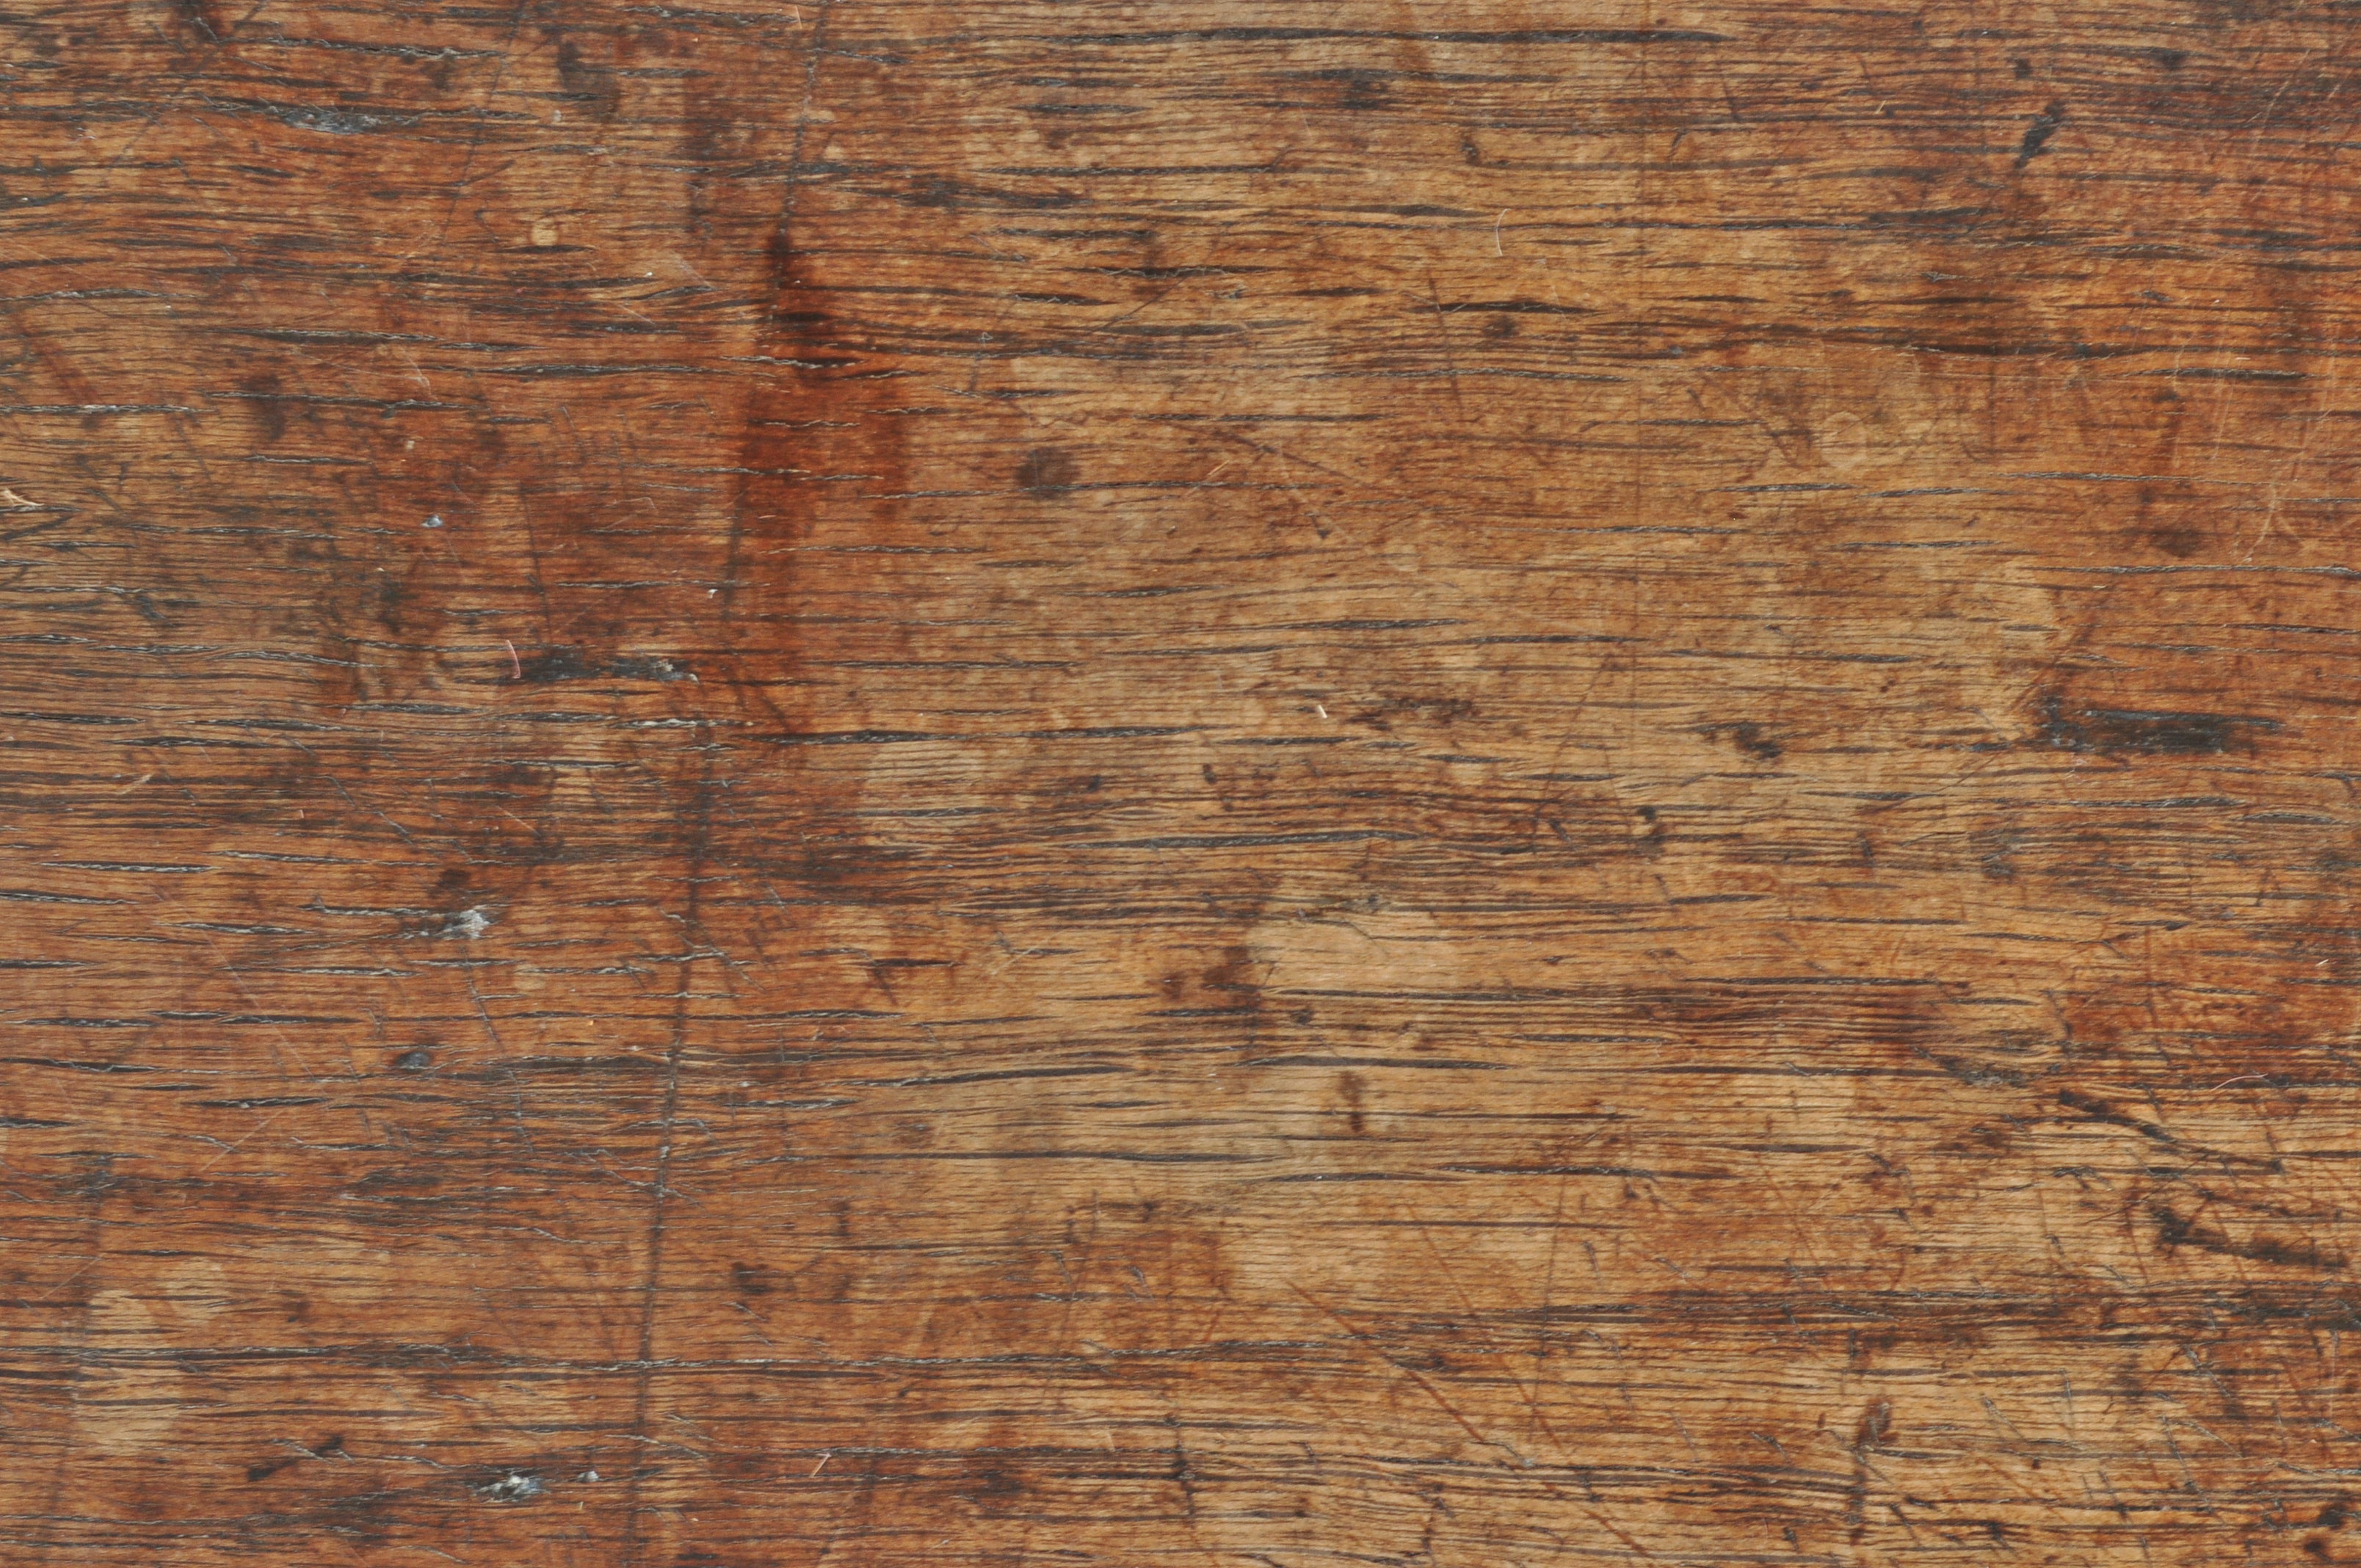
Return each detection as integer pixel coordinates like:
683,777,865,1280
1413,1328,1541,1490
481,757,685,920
4,1,2360,1562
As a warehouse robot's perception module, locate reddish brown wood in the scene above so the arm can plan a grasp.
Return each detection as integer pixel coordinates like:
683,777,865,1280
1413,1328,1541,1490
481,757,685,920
4,1,2360,1563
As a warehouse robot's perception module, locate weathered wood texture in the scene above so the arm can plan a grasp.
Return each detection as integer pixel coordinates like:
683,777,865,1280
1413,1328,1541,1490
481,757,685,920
4,1,2360,1562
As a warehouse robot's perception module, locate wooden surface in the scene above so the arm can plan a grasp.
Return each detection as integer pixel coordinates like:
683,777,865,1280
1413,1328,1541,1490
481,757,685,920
4,1,2360,1563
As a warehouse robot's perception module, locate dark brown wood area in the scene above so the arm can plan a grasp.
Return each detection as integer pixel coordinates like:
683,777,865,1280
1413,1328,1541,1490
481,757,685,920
4,1,2360,1562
